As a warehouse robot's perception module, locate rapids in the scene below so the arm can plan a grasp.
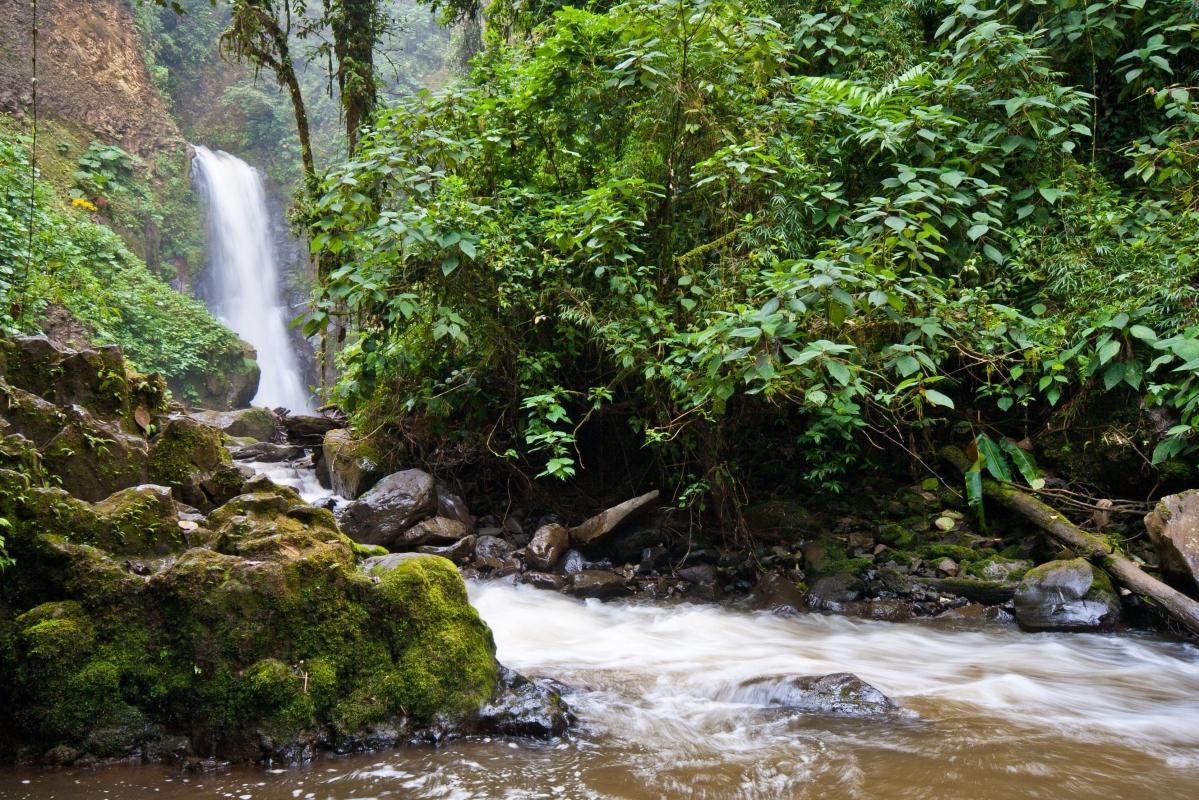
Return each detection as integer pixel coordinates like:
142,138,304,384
2,579,1198,798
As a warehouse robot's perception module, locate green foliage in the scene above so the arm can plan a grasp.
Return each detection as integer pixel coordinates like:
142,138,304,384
305,0,1199,504
0,131,241,380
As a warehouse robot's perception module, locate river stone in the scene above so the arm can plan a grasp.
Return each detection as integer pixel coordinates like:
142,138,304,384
749,572,807,615
229,441,304,462
807,573,862,611
322,428,384,500
521,571,565,591
418,534,477,565
396,516,468,548
338,469,436,549
1013,558,1120,631
190,407,278,442
732,673,898,717
1144,491,1199,592
436,486,475,531
566,570,630,600
474,535,516,569
562,549,585,575
472,667,572,738
527,523,569,570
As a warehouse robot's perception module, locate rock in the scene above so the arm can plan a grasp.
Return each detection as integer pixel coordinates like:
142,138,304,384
148,416,244,511
568,490,660,546
229,442,304,462
322,428,385,500
917,577,1016,605
338,469,437,549
566,570,630,600
677,564,717,585
190,407,278,442
418,535,476,565
729,673,898,717
971,557,1032,583
742,499,815,537
526,523,569,571
934,516,956,532
807,573,861,610
0,475,498,765
561,549,585,575
436,486,474,531
935,558,959,577
1013,558,1120,631
474,535,515,569
170,338,260,412
1144,491,1199,592
282,413,342,445
396,516,468,548
749,572,807,615
472,667,572,738
521,571,565,591
42,405,150,502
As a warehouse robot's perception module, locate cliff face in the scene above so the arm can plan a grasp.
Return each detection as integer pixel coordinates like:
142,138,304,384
0,0,182,159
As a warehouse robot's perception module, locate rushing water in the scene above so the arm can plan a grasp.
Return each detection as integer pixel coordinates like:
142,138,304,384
3,582,1198,799
191,146,312,413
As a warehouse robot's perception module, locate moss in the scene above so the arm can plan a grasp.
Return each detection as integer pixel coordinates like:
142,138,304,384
148,416,230,486
351,542,389,559
917,543,995,563
876,523,915,548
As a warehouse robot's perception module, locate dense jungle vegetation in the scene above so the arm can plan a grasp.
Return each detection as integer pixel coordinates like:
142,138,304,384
299,0,1199,526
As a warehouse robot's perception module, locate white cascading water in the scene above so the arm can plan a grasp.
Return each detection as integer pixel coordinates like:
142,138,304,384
191,146,313,412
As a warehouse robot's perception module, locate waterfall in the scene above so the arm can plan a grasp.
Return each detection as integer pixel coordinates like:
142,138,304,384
190,145,313,413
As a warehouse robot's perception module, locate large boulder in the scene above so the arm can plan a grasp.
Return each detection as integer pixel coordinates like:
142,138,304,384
168,338,260,412
40,405,150,502
322,428,385,499
0,475,500,765
1144,491,1199,592
190,407,278,442
727,673,898,717
338,469,437,549
1013,558,1120,631
148,416,244,511
471,667,572,738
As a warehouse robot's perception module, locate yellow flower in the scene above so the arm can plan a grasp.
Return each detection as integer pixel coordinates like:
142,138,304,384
71,197,98,212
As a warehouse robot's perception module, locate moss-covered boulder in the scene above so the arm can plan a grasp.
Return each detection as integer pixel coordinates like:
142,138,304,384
191,406,278,442
323,428,385,499
0,474,501,765
41,407,151,502
1013,558,1120,631
148,416,244,510
168,338,260,411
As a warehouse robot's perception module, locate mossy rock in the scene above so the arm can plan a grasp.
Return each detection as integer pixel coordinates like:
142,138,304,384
40,411,150,502
148,416,243,510
323,428,385,500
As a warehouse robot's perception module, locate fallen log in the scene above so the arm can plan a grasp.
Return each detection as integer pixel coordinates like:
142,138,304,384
941,446,1199,638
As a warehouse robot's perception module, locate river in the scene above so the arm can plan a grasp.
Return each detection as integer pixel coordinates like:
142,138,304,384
2,578,1198,798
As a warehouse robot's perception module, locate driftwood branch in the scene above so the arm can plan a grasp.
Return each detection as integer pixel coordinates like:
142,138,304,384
941,446,1199,637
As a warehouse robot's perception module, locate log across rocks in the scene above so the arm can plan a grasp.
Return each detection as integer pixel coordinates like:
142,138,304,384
942,446,1199,637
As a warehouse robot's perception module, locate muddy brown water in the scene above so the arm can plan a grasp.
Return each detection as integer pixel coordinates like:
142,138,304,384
3,580,1199,799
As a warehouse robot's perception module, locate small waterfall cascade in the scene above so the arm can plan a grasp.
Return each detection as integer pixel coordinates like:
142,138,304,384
191,145,313,412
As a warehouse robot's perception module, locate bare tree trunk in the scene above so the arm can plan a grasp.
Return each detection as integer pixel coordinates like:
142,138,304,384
941,446,1199,637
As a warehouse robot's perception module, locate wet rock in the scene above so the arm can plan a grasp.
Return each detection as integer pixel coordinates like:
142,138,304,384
638,545,669,574
1144,491,1199,592
569,490,660,546
396,516,468,548
566,570,630,600
526,523,569,570
731,673,898,717
418,534,477,565
807,573,861,610
749,572,807,615
938,603,1014,624
971,557,1032,583
436,486,475,531
322,428,385,500
562,549,585,575
190,407,277,442
1013,558,1120,631
281,413,342,445
603,523,665,565
521,571,565,591
917,577,1016,605
472,667,572,738
229,441,304,462
339,469,436,549
42,406,150,502
474,535,516,569
677,564,717,585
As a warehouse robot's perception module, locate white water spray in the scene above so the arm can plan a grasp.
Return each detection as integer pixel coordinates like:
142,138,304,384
191,146,312,412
